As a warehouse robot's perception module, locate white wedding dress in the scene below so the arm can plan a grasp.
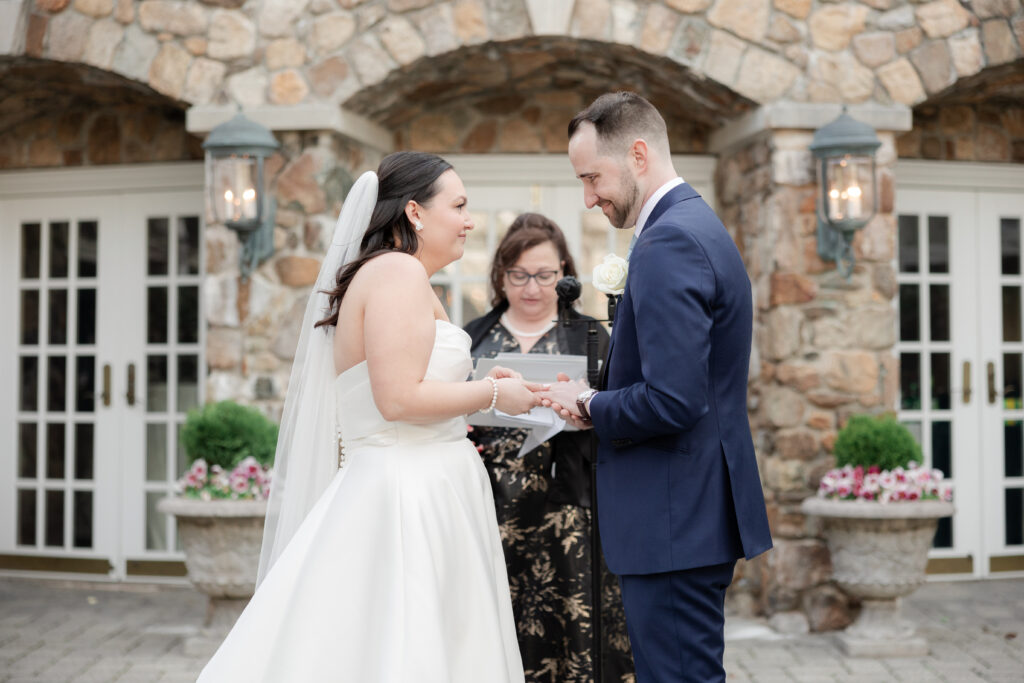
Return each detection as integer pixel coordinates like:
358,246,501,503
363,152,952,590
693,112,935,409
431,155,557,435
198,320,524,682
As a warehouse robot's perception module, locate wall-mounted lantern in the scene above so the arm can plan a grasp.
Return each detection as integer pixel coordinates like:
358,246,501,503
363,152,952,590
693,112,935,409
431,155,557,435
203,112,280,279
810,108,881,278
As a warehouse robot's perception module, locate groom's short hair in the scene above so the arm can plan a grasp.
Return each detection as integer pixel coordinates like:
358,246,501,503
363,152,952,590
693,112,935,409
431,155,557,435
568,92,670,157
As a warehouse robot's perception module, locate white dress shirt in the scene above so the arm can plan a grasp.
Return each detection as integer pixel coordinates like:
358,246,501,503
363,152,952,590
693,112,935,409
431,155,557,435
634,177,685,238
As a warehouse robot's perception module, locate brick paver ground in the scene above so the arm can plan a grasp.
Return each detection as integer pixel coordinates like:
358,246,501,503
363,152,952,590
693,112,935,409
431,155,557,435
1,576,1022,682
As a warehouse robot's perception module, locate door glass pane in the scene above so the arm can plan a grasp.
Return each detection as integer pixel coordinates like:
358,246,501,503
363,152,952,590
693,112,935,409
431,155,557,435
898,215,919,273
928,216,949,274
1007,488,1023,546
1002,218,1021,275
22,222,41,279
49,221,69,278
77,289,96,345
931,352,951,410
177,423,189,477
18,423,37,478
932,421,952,477
462,281,488,323
147,355,168,412
901,352,921,410
1005,353,1022,409
47,356,66,412
75,356,95,413
902,420,922,445
78,220,98,278
73,491,93,549
145,491,167,550
178,216,200,275
74,423,94,480
899,284,920,341
929,284,949,341
21,290,39,345
178,355,199,412
934,516,953,549
178,286,199,344
148,217,169,275
147,423,168,482
148,287,168,344
1003,286,1021,342
18,489,36,545
20,356,38,411
46,423,65,479
45,489,64,547
1005,421,1023,478
48,290,67,345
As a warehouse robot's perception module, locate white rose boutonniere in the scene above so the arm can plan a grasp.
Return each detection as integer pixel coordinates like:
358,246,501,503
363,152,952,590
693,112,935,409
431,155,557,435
592,253,628,296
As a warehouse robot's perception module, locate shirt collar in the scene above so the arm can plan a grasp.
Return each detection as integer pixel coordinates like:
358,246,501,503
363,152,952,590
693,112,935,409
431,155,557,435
635,177,684,238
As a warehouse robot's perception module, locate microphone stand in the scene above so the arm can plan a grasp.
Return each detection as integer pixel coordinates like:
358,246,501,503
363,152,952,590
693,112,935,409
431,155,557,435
555,277,611,683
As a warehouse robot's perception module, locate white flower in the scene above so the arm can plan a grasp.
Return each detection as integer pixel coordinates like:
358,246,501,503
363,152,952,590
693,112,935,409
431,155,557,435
592,253,628,295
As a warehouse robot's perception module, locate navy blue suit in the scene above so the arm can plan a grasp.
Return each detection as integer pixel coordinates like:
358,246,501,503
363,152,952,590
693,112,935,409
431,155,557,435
588,183,772,681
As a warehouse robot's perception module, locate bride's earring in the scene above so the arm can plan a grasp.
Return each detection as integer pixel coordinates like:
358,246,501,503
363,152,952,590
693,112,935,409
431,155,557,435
414,220,424,232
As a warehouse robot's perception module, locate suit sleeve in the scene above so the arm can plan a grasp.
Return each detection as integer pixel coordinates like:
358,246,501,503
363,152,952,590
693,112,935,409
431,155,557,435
589,225,714,443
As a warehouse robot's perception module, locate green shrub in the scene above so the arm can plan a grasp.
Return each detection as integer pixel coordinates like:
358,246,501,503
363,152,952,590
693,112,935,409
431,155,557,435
833,414,923,471
180,400,278,469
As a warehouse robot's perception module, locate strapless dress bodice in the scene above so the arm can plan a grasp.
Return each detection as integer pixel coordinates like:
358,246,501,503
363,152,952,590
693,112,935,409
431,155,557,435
334,320,473,447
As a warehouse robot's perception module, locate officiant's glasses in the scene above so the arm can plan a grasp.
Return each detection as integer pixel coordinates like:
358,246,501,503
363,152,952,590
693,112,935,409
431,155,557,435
505,269,560,287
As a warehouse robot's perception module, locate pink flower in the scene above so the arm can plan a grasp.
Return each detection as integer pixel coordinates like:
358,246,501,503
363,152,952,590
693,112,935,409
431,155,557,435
231,477,249,494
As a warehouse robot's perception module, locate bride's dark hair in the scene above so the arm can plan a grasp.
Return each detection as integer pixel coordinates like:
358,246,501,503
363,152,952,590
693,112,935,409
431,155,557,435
316,151,453,328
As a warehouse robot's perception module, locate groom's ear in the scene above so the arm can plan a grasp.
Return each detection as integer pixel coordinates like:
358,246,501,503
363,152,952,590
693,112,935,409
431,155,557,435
629,139,649,174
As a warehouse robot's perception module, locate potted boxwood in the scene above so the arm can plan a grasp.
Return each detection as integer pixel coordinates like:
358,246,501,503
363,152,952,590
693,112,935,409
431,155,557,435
801,414,954,657
158,400,277,654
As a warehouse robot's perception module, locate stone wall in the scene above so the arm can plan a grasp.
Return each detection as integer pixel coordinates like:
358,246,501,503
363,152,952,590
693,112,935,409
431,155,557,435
716,127,901,631
897,102,1024,162
204,130,383,420
14,0,1024,115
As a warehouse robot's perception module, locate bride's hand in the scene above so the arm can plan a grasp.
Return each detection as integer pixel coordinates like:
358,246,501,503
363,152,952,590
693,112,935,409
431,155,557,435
494,378,543,415
487,365,522,380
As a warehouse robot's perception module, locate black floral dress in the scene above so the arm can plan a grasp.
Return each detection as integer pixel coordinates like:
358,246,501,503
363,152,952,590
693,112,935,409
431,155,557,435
466,310,635,683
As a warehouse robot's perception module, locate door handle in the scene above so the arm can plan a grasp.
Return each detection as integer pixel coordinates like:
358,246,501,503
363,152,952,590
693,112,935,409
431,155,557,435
126,363,136,406
101,364,111,407
988,361,997,404
962,361,971,404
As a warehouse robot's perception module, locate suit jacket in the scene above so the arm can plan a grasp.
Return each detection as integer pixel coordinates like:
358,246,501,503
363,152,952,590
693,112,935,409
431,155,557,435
588,183,773,576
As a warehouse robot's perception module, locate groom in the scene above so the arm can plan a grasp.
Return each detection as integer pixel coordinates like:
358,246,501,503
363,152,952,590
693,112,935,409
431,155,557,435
540,92,773,682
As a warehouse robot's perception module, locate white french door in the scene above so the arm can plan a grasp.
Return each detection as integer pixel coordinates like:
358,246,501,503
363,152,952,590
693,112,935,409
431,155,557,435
441,154,715,325
0,164,204,580
897,160,1024,578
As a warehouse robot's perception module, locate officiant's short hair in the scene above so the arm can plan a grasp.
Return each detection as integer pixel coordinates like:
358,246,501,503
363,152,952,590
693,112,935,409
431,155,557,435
568,92,670,157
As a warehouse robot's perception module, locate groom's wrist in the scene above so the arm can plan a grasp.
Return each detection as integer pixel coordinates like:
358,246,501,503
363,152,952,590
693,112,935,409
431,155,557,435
576,389,598,422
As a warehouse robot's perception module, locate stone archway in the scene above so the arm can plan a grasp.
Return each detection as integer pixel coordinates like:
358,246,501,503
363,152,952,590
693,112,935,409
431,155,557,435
0,57,200,168
342,36,755,154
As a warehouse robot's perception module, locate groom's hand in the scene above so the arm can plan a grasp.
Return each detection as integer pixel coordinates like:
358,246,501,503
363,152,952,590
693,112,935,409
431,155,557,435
538,376,592,430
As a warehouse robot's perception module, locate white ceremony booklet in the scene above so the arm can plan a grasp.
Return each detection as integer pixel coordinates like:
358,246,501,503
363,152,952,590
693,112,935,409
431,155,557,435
468,353,591,455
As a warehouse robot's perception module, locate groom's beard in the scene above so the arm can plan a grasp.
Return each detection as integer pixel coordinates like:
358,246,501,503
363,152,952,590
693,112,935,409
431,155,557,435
608,176,641,230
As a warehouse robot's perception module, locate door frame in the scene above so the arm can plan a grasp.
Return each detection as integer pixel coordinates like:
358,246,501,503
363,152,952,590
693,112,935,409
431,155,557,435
0,162,204,582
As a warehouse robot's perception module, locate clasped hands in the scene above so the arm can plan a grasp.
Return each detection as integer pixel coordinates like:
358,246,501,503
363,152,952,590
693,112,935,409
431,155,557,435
486,367,592,430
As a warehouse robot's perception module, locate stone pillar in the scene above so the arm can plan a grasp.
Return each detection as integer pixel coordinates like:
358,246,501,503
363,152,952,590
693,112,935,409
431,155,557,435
194,107,389,420
711,103,911,631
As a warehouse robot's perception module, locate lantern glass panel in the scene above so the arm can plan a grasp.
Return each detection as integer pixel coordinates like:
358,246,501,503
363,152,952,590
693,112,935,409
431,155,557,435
209,155,259,225
821,154,875,224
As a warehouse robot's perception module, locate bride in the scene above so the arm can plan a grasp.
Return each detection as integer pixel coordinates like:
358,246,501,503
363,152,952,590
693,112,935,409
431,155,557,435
198,152,536,682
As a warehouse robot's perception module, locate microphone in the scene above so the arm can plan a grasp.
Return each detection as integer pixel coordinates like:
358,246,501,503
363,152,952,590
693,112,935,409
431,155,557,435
555,276,581,328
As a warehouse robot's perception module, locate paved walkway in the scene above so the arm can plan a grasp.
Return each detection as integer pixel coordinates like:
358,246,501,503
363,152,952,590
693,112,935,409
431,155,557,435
1,576,1022,682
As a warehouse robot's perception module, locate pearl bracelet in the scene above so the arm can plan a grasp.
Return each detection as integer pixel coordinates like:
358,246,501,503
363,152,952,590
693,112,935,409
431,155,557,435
480,376,499,414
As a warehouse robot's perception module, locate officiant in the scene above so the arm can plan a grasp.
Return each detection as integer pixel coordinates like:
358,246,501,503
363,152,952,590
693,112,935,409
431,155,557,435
464,213,633,682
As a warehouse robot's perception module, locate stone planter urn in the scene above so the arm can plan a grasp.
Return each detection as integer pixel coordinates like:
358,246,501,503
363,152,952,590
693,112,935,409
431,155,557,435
158,497,266,656
801,497,955,657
